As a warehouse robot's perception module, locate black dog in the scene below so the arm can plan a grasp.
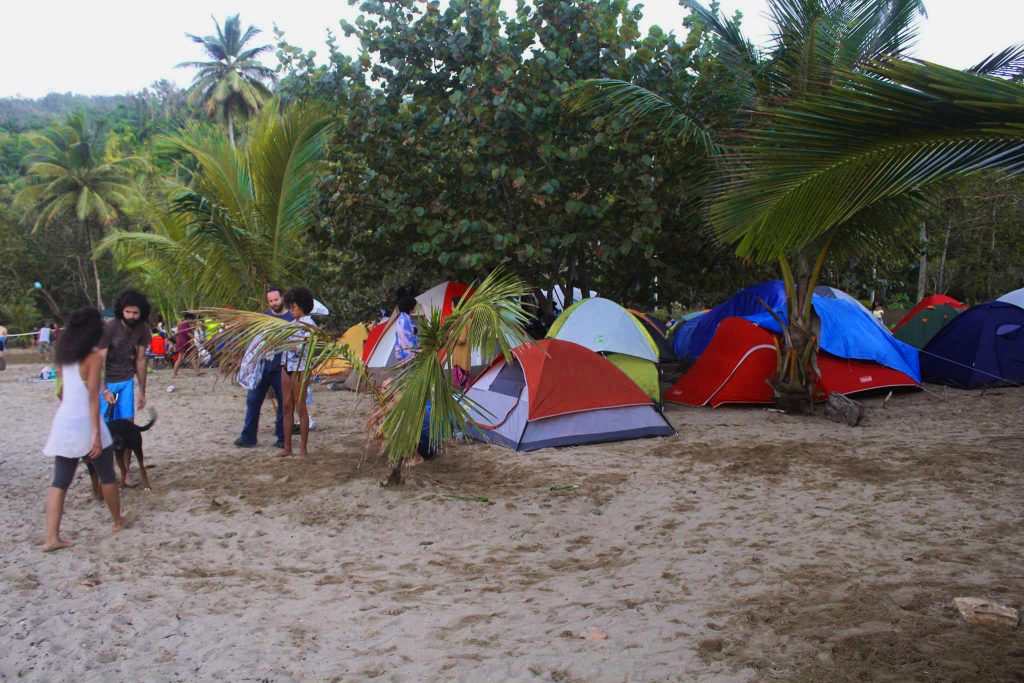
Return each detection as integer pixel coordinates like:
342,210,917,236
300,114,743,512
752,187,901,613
87,409,157,495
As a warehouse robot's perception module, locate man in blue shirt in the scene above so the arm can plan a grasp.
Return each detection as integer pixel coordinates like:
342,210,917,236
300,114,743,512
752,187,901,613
234,286,294,448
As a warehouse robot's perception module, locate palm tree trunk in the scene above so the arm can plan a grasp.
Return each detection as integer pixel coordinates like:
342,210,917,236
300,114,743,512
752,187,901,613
228,112,235,147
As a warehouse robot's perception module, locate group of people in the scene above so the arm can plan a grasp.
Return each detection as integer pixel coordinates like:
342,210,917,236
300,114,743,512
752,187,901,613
233,285,319,459
42,289,152,551
39,281,475,550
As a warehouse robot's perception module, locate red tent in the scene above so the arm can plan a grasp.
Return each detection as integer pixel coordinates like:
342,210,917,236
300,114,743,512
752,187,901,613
362,281,474,369
665,318,918,408
892,294,967,332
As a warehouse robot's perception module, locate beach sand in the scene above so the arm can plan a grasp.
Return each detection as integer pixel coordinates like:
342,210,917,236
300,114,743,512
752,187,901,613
1,347,1023,681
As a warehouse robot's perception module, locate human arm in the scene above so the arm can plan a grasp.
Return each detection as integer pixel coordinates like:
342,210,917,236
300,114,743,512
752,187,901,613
85,353,104,459
136,340,148,410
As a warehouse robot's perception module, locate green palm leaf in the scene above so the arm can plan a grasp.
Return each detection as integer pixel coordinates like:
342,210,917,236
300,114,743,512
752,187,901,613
711,60,1024,261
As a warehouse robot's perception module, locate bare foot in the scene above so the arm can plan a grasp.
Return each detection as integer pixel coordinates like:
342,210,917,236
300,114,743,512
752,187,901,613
274,450,292,458
121,478,138,489
113,511,135,532
297,448,308,459
92,490,104,502
43,539,74,552
405,454,425,468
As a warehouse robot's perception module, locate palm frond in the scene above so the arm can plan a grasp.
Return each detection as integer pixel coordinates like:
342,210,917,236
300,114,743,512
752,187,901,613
970,43,1024,82
563,79,717,153
379,268,532,466
197,309,371,398
711,59,1024,261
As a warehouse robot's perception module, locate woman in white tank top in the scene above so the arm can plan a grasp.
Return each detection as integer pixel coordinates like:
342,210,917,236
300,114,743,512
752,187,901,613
42,308,127,552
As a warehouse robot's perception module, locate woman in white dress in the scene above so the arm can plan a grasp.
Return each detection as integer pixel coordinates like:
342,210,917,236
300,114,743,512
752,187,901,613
42,307,127,551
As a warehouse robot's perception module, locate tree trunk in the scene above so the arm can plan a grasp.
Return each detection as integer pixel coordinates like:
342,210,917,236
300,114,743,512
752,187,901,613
771,242,831,415
84,221,104,310
938,216,952,292
577,245,590,304
228,112,235,147
564,251,577,309
916,222,927,303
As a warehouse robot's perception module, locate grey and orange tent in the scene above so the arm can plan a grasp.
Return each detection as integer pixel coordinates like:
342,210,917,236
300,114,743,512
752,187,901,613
463,339,674,451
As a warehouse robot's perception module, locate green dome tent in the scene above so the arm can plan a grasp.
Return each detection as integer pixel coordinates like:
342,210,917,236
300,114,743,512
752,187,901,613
892,295,967,349
546,297,662,402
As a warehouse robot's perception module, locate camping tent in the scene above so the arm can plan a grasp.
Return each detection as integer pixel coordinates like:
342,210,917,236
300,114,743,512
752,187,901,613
317,322,371,378
672,280,918,377
892,294,966,349
362,281,472,370
629,310,675,363
997,287,1024,309
546,298,662,401
813,286,885,328
894,294,968,331
920,301,1024,388
665,318,920,407
463,339,675,451
674,281,788,361
414,281,473,317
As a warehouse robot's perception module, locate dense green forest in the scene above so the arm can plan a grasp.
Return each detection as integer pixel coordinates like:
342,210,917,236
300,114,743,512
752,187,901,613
1,0,1022,336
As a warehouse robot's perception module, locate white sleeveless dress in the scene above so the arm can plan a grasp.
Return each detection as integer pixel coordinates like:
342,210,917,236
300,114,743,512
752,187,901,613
43,362,113,458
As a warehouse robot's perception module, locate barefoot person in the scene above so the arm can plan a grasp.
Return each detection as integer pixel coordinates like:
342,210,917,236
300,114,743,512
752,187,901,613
42,307,127,551
0,322,7,371
277,286,316,459
99,289,152,422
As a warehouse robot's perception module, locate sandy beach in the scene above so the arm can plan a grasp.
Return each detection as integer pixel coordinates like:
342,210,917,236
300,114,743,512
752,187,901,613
1,347,1023,681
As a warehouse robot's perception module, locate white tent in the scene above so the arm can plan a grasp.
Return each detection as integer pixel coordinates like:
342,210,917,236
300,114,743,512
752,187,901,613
997,287,1024,309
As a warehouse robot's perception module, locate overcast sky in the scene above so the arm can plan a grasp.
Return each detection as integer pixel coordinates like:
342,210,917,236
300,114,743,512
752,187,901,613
2,0,1020,98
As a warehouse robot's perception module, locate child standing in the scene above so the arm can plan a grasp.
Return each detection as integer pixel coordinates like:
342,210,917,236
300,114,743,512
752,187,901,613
42,307,127,551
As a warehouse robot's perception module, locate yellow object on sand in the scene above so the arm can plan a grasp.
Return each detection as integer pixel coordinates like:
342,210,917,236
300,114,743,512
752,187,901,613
317,322,371,377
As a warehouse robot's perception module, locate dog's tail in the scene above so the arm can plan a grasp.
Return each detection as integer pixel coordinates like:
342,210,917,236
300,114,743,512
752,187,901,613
138,410,157,432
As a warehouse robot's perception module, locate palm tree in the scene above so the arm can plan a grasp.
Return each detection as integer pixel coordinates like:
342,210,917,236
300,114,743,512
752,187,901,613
177,14,276,145
569,0,1024,409
99,98,334,310
13,111,145,308
708,59,1024,406
199,268,533,485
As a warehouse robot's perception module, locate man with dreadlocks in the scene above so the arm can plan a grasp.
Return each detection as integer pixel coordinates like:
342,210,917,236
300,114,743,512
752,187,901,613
98,288,152,428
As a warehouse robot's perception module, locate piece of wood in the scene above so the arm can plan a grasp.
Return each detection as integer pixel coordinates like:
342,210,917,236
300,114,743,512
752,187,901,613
824,392,862,427
954,597,1020,626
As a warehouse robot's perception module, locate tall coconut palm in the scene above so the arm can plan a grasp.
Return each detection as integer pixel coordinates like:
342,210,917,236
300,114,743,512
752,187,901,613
99,98,334,310
13,111,145,308
569,0,1024,409
177,14,276,145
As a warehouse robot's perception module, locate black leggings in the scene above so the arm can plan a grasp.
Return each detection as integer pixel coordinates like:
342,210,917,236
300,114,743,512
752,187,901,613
52,447,116,490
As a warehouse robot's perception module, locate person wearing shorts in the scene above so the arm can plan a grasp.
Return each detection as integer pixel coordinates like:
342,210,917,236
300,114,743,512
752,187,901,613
98,289,152,423
42,307,127,551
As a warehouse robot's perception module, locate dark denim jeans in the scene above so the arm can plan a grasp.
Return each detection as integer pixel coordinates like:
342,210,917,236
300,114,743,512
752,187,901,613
238,366,283,445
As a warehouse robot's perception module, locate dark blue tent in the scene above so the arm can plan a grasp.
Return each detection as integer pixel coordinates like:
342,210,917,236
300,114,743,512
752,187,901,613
673,281,787,360
920,302,1024,388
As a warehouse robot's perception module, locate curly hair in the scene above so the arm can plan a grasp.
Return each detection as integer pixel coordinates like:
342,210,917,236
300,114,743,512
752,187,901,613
55,307,104,365
114,288,151,324
284,286,315,315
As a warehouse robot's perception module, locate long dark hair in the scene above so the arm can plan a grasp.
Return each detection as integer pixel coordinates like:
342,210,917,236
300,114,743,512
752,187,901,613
114,288,151,324
55,308,103,365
